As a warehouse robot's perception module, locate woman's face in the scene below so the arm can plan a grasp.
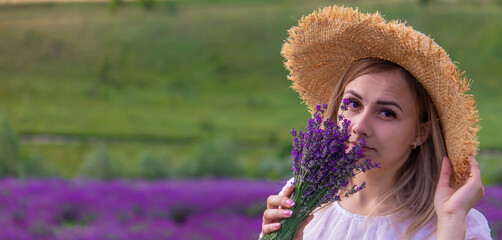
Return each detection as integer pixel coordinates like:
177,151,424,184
341,69,419,176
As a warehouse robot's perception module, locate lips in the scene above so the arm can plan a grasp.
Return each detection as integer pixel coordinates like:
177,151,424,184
361,146,375,152
349,142,375,152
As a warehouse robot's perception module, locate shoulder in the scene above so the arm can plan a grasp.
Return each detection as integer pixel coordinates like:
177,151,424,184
465,208,492,240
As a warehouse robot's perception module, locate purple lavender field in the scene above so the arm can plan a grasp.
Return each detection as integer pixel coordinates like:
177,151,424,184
0,178,500,240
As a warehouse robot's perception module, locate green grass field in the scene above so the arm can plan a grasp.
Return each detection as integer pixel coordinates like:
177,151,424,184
0,0,501,179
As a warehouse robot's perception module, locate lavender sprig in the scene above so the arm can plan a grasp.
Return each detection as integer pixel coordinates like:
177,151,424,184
263,101,380,240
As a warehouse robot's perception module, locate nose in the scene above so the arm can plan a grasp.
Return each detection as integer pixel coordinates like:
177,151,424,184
349,110,372,138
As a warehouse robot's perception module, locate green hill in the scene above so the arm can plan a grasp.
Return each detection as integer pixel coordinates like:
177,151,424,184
0,0,501,178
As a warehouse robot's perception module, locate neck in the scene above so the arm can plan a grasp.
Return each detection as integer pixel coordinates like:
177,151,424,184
338,171,396,216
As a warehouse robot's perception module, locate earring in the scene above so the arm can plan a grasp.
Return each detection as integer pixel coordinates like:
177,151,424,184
413,142,417,150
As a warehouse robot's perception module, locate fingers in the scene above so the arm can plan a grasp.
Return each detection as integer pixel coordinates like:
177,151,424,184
465,155,484,199
262,209,293,235
262,222,281,235
266,194,295,209
467,155,481,180
262,180,296,236
438,156,452,188
263,209,293,223
434,155,485,219
280,182,294,197
268,182,295,210
452,156,484,213
277,183,294,210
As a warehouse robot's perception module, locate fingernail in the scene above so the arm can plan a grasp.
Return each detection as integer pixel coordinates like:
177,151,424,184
274,223,280,228
286,199,295,206
284,210,293,216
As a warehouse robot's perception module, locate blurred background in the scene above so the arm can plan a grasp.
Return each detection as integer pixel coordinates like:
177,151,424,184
0,0,501,239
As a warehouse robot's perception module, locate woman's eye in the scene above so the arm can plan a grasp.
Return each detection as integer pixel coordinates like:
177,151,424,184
380,109,396,119
348,99,360,109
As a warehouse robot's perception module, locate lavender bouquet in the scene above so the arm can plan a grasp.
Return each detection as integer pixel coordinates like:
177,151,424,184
262,101,379,240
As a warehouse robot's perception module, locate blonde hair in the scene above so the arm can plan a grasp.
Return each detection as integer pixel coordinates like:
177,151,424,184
325,58,447,239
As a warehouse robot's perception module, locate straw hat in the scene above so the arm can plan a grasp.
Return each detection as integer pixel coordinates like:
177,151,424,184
281,5,479,187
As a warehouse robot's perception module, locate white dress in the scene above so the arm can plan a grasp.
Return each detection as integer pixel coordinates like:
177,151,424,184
271,179,492,240
303,201,491,240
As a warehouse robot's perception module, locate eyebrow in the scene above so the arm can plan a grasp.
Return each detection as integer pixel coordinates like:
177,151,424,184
344,90,403,113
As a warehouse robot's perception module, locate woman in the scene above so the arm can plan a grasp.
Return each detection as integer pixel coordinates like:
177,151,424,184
260,6,491,240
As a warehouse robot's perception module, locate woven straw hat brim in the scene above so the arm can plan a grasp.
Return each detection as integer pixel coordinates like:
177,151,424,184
281,5,480,187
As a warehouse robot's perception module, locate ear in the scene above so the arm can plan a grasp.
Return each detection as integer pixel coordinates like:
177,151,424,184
414,121,432,146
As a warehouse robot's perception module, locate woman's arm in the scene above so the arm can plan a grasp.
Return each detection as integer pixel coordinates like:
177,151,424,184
434,156,485,240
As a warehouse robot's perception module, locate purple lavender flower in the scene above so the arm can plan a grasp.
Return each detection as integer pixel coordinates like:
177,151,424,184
263,101,380,240
0,178,500,239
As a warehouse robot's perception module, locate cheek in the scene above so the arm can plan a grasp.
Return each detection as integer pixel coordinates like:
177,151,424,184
337,108,345,119
337,110,353,129
376,122,416,151
339,109,355,123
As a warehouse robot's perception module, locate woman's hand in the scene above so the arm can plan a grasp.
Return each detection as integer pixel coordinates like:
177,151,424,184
261,182,313,239
261,183,295,235
434,156,485,239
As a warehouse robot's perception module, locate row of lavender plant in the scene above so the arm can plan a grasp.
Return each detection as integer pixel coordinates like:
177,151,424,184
0,178,500,239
